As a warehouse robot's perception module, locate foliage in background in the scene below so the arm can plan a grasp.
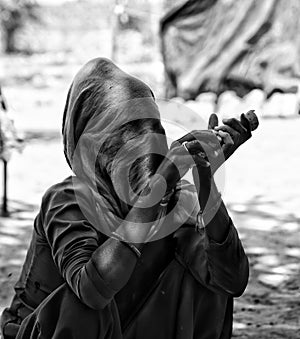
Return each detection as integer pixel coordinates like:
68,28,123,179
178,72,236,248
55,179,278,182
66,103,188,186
0,0,39,53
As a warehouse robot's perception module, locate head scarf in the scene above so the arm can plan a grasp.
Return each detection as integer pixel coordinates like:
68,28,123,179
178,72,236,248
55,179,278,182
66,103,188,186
62,58,198,239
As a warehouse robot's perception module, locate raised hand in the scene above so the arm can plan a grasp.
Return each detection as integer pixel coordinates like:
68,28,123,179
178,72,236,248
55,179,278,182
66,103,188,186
210,113,252,160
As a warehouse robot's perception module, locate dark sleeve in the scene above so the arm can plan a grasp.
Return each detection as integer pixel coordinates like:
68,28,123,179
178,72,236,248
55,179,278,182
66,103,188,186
41,184,118,310
173,219,249,297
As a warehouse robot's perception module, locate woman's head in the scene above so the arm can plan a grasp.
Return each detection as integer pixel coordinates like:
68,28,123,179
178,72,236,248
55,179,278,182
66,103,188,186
62,58,168,216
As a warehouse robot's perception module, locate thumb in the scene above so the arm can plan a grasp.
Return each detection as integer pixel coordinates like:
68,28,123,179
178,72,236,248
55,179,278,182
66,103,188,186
208,113,219,130
240,113,251,133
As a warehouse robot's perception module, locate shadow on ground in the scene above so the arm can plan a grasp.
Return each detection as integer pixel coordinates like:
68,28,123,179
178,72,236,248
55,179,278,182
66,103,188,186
230,196,300,338
0,200,38,313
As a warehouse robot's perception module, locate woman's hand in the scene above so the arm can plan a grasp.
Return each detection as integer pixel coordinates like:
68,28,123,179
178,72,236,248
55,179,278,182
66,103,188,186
152,129,224,195
124,138,211,242
159,140,208,188
209,113,252,160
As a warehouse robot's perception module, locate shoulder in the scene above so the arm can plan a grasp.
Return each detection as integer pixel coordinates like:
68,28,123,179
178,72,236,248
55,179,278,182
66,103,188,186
41,176,76,208
35,178,107,246
40,176,94,224
39,176,100,234
41,176,91,207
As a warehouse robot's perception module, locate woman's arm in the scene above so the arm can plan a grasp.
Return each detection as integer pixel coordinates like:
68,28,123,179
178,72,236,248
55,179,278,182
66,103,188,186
42,139,207,311
174,168,249,296
42,182,163,311
193,165,230,243
174,115,251,296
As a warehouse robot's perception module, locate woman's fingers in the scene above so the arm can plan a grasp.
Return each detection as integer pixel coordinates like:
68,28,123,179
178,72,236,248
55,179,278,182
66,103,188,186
169,129,227,181
176,129,218,145
220,117,248,134
182,140,205,155
208,113,219,129
160,130,225,191
181,139,223,167
216,130,234,145
214,124,240,141
240,113,252,135
170,141,210,168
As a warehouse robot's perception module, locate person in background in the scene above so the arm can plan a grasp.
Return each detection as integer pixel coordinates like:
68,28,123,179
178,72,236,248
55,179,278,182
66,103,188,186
0,86,23,217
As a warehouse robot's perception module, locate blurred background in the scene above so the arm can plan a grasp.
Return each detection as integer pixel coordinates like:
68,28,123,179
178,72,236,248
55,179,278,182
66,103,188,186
0,0,299,338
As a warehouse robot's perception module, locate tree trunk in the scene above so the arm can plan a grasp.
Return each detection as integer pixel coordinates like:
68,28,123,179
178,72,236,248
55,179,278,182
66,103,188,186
4,28,18,54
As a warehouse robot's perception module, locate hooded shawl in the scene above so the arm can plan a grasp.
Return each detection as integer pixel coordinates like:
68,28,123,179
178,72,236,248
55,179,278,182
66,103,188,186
62,57,198,240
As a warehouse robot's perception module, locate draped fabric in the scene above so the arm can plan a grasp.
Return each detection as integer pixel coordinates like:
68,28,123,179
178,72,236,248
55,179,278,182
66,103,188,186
15,256,235,339
160,0,300,99
61,57,199,241
62,58,169,233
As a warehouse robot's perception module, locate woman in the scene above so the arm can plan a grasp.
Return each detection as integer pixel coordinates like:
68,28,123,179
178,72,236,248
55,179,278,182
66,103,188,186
1,58,249,339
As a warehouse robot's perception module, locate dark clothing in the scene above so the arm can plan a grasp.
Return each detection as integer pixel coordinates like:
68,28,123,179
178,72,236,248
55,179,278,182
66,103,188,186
1,176,248,338
1,58,249,338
